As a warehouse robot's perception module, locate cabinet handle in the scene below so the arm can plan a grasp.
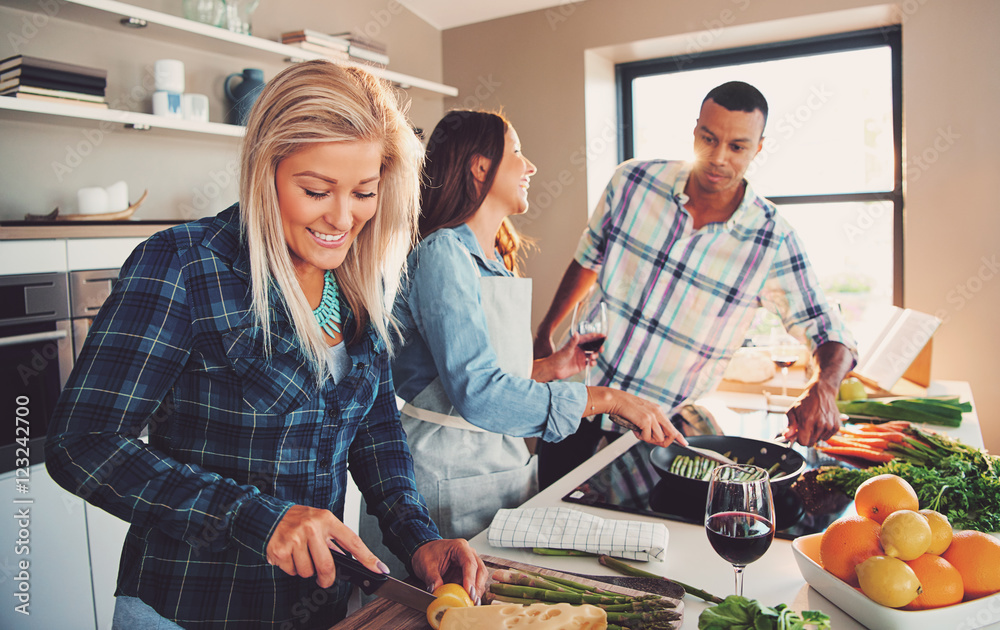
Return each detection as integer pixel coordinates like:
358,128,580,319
0,329,69,347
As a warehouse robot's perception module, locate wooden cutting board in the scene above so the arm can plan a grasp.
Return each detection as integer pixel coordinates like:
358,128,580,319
329,554,684,630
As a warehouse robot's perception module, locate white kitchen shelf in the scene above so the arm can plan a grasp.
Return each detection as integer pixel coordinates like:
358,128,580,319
0,0,458,97
0,95,244,137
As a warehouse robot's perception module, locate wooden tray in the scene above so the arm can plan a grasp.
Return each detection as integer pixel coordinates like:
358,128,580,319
330,554,685,629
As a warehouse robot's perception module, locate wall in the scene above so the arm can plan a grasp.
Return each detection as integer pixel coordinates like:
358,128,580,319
442,0,1000,452
0,0,444,222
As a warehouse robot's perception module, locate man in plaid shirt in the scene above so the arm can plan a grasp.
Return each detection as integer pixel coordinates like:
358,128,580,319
533,81,857,488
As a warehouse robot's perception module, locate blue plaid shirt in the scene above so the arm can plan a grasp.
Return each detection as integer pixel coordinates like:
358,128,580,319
45,205,439,629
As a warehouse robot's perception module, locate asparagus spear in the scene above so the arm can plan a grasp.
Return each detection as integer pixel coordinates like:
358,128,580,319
599,555,723,604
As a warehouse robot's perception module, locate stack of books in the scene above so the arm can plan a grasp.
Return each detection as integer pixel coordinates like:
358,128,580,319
333,32,390,68
0,55,108,108
281,30,351,62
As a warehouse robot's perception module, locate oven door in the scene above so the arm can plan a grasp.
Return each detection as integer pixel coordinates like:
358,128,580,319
0,272,73,473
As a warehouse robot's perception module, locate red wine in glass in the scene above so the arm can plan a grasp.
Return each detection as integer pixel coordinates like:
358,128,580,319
578,335,606,354
706,511,775,566
705,464,775,597
572,300,608,386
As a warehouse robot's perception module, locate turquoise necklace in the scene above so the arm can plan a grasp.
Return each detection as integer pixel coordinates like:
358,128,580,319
313,269,341,337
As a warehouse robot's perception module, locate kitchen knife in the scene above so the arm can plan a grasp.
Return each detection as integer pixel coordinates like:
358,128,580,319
333,551,435,612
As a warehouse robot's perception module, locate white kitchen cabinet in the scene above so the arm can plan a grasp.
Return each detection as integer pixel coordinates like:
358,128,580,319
0,464,97,629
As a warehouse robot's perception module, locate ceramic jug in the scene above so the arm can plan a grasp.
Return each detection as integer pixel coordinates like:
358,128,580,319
224,68,264,126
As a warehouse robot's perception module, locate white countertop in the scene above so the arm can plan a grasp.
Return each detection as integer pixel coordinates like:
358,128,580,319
469,380,999,629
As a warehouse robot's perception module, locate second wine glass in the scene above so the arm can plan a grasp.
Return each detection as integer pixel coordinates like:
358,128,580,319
705,464,775,597
572,299,607,386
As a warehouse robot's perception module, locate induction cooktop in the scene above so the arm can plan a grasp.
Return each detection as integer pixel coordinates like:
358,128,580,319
561,414,856,540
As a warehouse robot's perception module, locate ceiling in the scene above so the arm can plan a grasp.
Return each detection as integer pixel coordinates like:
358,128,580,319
396,0,584,30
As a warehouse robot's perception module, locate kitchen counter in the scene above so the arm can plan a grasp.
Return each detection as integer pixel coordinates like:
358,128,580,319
466,380,1000,629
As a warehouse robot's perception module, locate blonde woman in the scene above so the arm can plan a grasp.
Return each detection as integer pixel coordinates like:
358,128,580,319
45,60,485,630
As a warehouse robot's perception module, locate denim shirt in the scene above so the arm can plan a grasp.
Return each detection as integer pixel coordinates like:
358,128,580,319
45,205,438,629
392,224,587,442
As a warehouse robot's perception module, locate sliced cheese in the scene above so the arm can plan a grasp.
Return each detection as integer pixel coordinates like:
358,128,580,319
440,603,607,630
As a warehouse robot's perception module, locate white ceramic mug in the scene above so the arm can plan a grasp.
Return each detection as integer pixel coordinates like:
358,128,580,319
154,59,185,93
182,93,210,122
153,91,183,118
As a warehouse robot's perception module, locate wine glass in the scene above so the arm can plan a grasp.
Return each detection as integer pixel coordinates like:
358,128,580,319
705,464,775,597
768,335,801,397
572,299,608,386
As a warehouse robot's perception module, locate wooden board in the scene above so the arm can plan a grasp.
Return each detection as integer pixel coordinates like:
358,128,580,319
330,554,684,630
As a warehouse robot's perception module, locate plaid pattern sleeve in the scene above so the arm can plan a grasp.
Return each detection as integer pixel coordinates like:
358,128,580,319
760,227,858,364
44,206,438,629
348,351,440,562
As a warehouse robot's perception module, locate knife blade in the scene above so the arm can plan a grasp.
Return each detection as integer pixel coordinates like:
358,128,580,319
332,551,435,612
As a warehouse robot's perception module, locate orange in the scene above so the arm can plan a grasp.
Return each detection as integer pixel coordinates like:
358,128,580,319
941,530,1000,600
854,474,920,524
903,554,964,610
820,514,883,586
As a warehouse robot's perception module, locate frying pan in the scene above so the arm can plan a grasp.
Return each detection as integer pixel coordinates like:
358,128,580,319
647,435,808,529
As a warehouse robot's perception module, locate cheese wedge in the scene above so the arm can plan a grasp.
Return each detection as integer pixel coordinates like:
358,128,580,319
439,603,608,629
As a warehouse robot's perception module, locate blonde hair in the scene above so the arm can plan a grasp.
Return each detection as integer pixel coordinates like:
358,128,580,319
239,60,421,381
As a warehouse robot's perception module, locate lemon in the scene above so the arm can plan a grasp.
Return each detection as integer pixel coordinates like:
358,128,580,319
880,510,932,561
919,509,954,555
856,556,924,608
839,377,867,401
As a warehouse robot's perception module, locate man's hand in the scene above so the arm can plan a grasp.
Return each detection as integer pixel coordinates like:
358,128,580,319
782,341,855,446
784,379,842,446
266,505,385,589
411,539,488,605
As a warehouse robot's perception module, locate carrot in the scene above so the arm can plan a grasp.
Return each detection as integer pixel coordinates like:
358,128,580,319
827,435,889,450
816,445,895,463
854,421,910,433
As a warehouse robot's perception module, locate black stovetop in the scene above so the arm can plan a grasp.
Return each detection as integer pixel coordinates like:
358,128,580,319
561,415,855,540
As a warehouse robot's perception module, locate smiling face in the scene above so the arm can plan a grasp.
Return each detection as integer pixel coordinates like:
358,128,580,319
275,140,382,278
689,98,765,196
484,125,537,216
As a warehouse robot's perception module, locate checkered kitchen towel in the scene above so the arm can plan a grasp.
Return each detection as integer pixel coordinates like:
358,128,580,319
487,507,668,561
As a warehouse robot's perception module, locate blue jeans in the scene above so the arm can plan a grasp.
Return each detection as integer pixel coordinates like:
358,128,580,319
113,596,185,629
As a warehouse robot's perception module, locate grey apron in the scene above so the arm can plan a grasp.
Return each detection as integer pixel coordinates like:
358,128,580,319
400,252,537,541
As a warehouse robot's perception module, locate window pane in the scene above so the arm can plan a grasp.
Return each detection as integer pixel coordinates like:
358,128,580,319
632,47,894,196
779,201,894,334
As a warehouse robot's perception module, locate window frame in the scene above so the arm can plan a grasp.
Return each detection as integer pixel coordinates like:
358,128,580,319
616,27,903,304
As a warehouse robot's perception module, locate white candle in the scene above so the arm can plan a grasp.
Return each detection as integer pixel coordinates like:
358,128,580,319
77,187,109,215
105,181,129,212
